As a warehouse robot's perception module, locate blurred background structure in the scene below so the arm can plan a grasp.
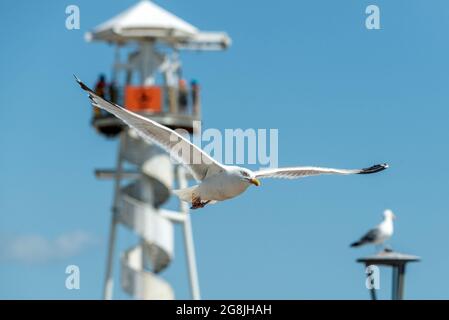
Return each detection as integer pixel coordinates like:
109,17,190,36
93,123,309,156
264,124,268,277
86,0,230,299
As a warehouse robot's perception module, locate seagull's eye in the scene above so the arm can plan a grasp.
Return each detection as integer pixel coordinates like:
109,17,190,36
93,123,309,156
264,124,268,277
240,171,249,177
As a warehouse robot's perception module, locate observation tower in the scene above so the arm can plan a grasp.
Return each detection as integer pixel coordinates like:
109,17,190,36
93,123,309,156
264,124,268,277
85,0,231,300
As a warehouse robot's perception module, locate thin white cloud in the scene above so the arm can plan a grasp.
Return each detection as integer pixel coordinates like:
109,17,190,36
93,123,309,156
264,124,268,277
0,230,100,264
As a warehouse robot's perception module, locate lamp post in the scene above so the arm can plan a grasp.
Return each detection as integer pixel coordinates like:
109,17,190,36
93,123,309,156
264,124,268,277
357,250,420,300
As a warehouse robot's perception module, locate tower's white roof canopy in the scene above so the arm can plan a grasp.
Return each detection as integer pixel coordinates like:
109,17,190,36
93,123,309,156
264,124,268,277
86,0,231,49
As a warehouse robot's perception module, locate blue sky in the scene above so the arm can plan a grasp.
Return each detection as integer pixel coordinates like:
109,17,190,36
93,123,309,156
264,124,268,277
1,0,449,299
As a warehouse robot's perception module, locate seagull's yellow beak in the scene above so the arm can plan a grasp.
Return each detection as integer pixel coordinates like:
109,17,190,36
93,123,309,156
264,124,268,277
250,178,261,187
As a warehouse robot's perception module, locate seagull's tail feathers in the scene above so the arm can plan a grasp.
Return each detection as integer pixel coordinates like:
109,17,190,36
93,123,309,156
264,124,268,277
350,240,364,248
357,163,389,175
172,185,199,202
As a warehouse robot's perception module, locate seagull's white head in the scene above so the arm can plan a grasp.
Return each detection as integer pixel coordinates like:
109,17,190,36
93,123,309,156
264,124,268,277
384,209,396,220
231,167,261,187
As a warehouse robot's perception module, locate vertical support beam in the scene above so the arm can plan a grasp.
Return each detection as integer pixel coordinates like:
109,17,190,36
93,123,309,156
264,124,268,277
168,86,178,114
193,89,201,117
103,131,126,300
391,266,399,300
177,166,201,300
369,287,377,300
103,211,118,300
397,264,406,300
112,45,120,82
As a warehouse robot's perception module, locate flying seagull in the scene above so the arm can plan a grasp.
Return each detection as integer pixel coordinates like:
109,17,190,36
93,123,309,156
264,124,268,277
75,76,388,209
350,209,395,248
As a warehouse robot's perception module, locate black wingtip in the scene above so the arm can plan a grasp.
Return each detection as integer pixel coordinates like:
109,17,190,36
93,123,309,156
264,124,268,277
73,74,92,92
358,163,389,175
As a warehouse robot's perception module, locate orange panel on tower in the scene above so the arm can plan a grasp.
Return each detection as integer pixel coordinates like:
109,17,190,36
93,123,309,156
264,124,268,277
124,86,162,112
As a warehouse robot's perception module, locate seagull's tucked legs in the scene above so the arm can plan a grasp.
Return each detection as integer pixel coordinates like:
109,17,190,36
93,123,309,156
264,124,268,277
191,198,211,210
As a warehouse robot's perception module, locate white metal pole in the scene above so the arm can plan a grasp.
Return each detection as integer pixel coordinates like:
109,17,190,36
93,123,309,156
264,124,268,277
103,131,126,300
177,165,201,300
103,214,118,300
112,45,120,82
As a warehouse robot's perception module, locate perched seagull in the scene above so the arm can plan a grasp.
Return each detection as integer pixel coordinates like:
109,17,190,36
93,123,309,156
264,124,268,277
75,76,389,209
350,210,396,248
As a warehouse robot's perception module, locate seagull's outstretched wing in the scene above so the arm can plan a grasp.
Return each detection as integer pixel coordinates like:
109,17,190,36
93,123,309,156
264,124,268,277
75,76,225,181
254,163,388,180
350,228,380,247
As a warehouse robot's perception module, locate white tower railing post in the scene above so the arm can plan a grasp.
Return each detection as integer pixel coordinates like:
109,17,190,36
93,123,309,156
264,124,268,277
103,131,126,300
177,165,201,300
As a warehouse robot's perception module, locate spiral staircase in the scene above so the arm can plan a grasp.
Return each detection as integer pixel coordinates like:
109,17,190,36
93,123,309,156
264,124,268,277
98,129,200,300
